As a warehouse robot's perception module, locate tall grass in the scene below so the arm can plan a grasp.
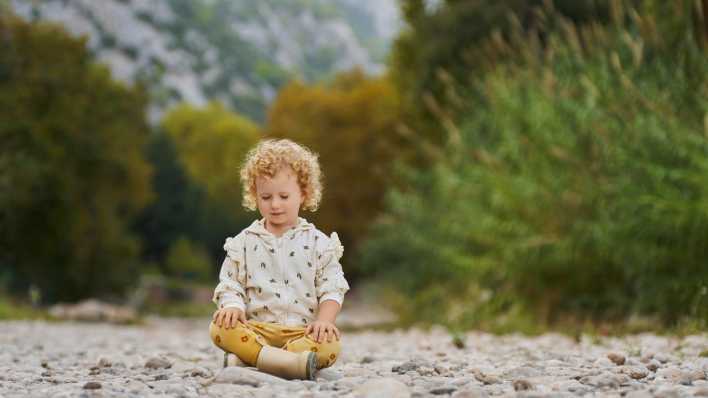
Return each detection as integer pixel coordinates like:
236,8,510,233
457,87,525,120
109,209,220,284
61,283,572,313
360,0,708,331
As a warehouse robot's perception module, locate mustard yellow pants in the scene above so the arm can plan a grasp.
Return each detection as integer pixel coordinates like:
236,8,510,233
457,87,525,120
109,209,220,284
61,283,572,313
209,320,341,369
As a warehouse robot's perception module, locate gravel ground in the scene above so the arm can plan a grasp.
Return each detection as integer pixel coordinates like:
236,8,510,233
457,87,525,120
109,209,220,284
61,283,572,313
0,318,707,397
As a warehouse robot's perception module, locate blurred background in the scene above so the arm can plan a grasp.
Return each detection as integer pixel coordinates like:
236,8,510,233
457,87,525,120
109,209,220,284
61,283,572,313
0,0,706,333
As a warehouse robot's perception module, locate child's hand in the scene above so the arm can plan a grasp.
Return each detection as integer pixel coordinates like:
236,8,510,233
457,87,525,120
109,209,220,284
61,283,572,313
305,320,341,343
213,307,247,329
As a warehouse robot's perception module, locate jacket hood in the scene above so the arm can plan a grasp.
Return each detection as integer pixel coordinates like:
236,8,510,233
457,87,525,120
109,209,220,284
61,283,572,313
244,217,314,241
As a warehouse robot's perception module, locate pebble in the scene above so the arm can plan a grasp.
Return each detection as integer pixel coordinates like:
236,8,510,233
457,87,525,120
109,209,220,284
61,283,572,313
430,386,457,395
83,381,102,390
214,366,288,386
451,387,488,398
512,379,533,391
0,319,706,397
607,352,626,365
647,360,661,372
355,378,410,398
145,357,172,369
471,370,501,385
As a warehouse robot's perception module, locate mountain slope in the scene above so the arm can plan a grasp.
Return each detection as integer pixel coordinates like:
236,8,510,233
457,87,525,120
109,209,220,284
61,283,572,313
10,0,400,122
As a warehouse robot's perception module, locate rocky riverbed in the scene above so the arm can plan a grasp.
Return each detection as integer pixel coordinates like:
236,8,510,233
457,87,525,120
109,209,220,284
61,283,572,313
0,318,707,397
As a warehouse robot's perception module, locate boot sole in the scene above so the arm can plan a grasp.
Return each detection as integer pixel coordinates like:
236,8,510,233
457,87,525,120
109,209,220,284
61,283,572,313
305,352,317,380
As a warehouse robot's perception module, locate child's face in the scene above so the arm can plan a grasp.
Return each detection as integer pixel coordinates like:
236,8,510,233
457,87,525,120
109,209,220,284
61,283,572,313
255,167,304,231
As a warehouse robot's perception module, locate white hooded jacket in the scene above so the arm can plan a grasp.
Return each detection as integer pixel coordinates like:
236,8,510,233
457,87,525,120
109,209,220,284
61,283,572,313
212,217,350,326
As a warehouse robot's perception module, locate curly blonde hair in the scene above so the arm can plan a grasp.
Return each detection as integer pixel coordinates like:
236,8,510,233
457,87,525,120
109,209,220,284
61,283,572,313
240,139,323,211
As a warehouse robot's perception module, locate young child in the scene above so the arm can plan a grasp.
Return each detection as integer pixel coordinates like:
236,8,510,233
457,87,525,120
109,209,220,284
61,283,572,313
209,139,350,380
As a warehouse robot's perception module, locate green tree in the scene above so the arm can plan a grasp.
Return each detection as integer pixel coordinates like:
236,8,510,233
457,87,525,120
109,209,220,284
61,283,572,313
0,16,152,302
158,102,260,263
162,102,261,209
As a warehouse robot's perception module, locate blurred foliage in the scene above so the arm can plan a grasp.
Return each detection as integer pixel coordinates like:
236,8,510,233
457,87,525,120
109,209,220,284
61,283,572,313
391,0,621,151
165,237,212,282
137,102,259,266
162,102,260,209
132,132,210,266
0,16,152,302
0,295,46,320
265,69,405,277
361,0,708,329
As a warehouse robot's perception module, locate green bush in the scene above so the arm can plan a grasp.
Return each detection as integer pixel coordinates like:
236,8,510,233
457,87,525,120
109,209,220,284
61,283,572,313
360,0,708,330
165,237,213,282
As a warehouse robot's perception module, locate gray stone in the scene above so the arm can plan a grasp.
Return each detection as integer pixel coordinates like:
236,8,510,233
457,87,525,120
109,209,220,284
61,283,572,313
451,387,489,398
186,366,211,378
579,371,630,388
513,379,533,391
653,386,682,398
503,366,543,379
355,378,410,398
144,357,172,369
213,366,289,387
655,353,671,363
83,381,102,390
316,368,343,381
393,360,424,374
552,379,589,394
594,357,615,367
48,299,137,323
471,370,501,385
647,360,661,372
430,386,457,395
624,391,653,398
620,366,648,380
607,352,626,366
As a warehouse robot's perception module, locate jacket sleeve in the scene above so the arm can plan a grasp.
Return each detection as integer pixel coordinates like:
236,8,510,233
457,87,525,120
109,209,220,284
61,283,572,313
314,232,350,305
212,233,248,311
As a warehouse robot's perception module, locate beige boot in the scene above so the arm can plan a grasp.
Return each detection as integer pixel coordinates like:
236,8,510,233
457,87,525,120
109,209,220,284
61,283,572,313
255,346,317,380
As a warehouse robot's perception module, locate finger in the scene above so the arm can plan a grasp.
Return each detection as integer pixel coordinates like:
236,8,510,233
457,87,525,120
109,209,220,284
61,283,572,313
314,324,321,342
326,327,332,343
239,312,247,324
333,326,341,340
319,326,326,343
216,311,224,327
225,312,233,329
305,324,312,336
212,310,219,321
230,312,238,329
